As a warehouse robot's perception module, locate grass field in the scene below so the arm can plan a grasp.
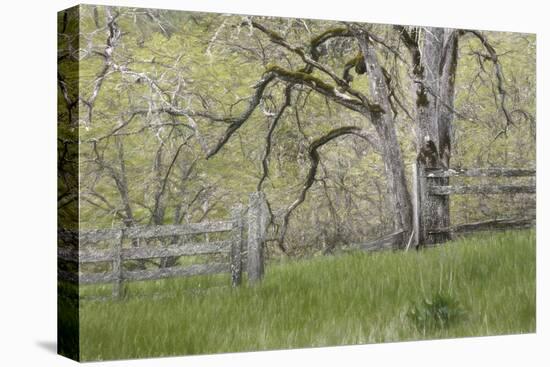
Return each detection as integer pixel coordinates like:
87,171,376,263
67,229,535,361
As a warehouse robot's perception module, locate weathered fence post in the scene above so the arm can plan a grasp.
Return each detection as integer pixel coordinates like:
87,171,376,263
414,159,451,247
247,192,268,284
412,162,421,249
112,229,124,299
230,204,244,287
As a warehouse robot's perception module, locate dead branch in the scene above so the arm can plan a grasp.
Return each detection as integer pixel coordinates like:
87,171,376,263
276,126,361,250
467,30,515,131
258,85,293,191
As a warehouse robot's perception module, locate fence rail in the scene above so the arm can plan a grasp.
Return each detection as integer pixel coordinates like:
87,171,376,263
58,240,233,263
58,192,269,299
424,168,536,178
430,184,536,196
355,230,405,251
77,221,235,244
413,163,535,248
427,217,535,235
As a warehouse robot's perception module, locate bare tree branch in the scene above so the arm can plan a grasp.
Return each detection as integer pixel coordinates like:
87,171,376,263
81,7,121,125
205,72,276,158
150,137,192,225
249,21,371,104
467,30,515,131
258,85,293,191
276,126,361,250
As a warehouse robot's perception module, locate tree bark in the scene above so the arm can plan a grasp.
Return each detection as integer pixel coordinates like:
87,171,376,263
357,33,413,245
412,27,460,245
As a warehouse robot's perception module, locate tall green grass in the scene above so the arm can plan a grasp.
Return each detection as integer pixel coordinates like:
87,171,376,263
74,230,535,361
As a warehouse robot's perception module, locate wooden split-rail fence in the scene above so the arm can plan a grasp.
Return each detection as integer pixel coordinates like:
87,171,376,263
59,168,535,298
354,165,535,252
412,164,535,247
58,192,269,299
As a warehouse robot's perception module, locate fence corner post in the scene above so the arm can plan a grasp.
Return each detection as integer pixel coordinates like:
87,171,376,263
112,229,124,300
412,162,422,248
247,192,268,284
414,158,451,246
230,204,244,287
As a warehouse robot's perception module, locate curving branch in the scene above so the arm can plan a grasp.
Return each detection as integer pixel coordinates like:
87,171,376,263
206,72,276,158
57,71,78,126
204,62,383,160
309,27,353,59
258,85,293,191
81,7,121,126
90,138,135,227
150,138,191,225
265,65,375,114
276,126,361,250
204,21,385,161
249,21,370,104
467,30,515,132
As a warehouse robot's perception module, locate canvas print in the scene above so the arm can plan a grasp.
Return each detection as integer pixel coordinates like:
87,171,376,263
57,4,536,362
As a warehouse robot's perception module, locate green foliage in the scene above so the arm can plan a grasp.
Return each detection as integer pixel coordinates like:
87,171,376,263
407,291,466,331
64,5,536,254
76,230,535,361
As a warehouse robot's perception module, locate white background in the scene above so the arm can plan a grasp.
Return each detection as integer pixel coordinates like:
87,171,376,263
0,0,547,365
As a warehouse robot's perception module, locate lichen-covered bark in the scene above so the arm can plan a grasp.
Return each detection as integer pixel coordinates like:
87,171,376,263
404,27,461,244
248,192,268,283
437,29,460,167
417,28,450,244
356,32,413,243
394,26,465,245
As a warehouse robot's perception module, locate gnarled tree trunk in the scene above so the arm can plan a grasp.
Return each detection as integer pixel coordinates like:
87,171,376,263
410,27,460,245
357,32,413,246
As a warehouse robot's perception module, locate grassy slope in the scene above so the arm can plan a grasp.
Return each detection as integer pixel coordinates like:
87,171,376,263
77,230,535,361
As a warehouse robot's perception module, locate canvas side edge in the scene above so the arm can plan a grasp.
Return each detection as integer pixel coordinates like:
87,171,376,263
57,4,81,362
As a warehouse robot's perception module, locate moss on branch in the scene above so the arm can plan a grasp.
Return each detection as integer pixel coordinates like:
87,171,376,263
310,27,350,49
343,53,366,82
265,65,335,93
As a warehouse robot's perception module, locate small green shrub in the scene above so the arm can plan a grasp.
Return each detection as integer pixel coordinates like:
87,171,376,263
407,291,467,330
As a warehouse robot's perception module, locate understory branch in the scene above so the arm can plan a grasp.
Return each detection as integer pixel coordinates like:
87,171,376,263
468,30,515,131
258,85,293,191
276,126,361,250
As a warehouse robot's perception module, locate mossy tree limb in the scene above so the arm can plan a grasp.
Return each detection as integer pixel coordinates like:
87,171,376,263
249,21,372,106
263,65,388,119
